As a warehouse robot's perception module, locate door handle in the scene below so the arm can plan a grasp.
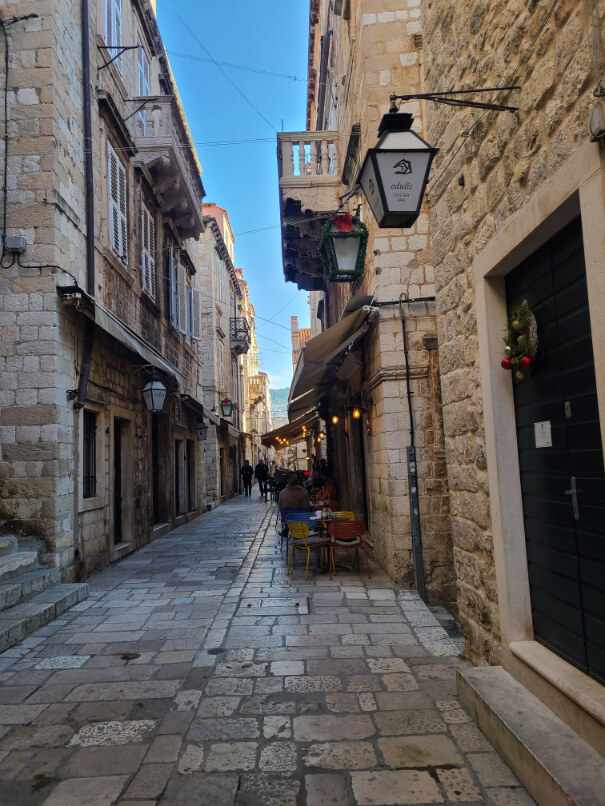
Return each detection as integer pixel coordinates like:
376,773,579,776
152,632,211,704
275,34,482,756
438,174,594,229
564,476,581,521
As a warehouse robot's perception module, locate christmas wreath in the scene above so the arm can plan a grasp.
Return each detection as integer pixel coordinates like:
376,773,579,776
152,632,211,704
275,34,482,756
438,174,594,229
501,300,538,380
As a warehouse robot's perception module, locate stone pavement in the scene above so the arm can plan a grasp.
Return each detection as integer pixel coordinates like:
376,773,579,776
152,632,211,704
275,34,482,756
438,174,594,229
0,490,535,806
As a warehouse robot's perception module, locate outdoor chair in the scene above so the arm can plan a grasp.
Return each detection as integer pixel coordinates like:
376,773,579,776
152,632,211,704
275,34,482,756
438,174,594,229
331,511,355,521
287,521,332,581
279,508,314,554
327,520,371,580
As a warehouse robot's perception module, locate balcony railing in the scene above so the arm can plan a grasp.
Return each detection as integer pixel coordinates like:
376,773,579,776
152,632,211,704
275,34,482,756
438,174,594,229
277,131,340,183
230,317,251,355
132,95,204,240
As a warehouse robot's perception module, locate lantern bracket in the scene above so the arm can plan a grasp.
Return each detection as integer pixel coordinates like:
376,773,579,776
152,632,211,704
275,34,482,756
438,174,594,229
389,86,521,114
338,185,361,208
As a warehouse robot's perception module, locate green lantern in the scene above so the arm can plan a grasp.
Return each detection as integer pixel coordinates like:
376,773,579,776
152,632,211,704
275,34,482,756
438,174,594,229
319,211,368,282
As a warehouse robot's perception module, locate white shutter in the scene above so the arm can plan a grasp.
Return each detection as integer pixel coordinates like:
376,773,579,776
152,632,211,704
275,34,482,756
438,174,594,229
192,289,201,340
118,159,127,260
169,247,178,327
178,263,187,334
105,0,112,45
108,142,120,254
141,205,155,298
186,284,193,338
113,0,123,74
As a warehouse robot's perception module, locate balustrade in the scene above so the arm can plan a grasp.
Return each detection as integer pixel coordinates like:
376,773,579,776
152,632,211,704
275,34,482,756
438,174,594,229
278,131,340,181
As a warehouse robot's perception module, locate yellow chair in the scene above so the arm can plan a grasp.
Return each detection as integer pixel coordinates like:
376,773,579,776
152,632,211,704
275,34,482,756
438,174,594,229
287,521,332,581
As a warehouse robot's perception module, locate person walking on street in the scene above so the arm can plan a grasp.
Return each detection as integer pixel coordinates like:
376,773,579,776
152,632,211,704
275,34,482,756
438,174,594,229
240,459,254,496
254,458,269,499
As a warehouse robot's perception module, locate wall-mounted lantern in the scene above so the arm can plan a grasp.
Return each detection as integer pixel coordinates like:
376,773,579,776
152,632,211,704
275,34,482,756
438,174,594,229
319,210,368,282
358,111,437,229
196,422,208,441
359,89,519,229
142,370,167,413
220,398,234,417
331,414,339,425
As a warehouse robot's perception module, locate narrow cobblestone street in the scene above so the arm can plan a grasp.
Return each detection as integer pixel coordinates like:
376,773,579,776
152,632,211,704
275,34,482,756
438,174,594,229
0,492,534,806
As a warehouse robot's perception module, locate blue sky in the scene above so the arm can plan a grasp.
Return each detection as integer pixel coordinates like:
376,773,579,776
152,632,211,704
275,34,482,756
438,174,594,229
156,0,311,390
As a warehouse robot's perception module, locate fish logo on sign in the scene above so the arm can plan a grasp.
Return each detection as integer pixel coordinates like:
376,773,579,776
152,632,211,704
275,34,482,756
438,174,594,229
368,178,376,195
393,157,412,175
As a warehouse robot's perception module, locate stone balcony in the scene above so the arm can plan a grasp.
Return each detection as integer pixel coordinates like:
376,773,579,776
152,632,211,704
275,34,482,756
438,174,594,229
277,131,342,291
230,317,251,356
132,96,205,240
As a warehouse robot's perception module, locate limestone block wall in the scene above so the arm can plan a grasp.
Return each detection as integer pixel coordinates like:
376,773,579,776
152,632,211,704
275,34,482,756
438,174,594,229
0,1,87,566
422,0,599,663
310,1,453,605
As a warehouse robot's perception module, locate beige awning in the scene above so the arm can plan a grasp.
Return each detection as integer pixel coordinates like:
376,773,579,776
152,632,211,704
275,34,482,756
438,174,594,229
261,411,319,450
288,303,375,417
59,285,188,388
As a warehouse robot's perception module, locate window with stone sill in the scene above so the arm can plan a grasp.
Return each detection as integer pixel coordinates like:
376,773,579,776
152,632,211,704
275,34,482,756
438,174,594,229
137,35,150,134
105,0,123,76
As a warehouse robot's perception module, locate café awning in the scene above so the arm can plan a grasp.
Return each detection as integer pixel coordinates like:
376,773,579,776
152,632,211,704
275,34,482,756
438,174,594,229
288,299,376,417
261,411,319,450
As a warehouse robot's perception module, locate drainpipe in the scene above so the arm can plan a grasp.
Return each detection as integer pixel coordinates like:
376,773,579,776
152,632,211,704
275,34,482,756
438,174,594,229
76,0,95,411
399,292,435,601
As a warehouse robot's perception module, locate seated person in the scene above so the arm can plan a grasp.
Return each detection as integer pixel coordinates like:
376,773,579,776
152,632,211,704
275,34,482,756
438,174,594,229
278,474,311,512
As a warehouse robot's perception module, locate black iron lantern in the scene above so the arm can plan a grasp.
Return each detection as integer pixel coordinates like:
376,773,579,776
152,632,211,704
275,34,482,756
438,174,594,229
319,211,368,282
142,370,167,413
220,398,234,417
196,422,208,441
358,111,438,228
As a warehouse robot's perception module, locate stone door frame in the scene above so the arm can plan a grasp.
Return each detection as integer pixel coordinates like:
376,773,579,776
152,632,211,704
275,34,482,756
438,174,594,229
473,141,605,738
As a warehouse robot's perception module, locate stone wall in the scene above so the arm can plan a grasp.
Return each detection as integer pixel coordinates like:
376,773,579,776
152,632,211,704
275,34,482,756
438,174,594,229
0,0,208,574
312,1,454,606
422,0,598,663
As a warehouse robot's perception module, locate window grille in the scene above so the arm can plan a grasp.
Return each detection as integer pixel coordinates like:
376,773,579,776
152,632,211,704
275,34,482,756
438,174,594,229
83,410,97,499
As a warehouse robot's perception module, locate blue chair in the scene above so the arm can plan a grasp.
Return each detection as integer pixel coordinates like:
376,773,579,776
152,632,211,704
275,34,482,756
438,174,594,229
280,509,316,557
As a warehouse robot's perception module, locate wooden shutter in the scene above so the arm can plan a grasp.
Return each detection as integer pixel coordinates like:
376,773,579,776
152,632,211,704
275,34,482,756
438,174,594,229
178,263,187,334
192,289,201,339
141,205,155,298
118,160,127,260
169,247,178,327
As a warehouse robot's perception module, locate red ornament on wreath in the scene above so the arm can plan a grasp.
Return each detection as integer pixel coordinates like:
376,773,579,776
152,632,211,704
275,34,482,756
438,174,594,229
502,300,538,380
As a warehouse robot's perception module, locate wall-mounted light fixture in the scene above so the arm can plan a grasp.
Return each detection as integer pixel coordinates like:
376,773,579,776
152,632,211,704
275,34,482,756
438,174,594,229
331,415,339,425
142,370,167,413
220,398,234,417
359,88,519,229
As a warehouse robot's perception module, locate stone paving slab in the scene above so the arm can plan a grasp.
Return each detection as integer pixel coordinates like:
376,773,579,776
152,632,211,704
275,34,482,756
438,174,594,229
0,492,536,805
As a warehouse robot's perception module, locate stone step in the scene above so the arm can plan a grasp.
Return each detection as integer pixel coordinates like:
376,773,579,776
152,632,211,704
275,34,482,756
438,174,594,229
457,665,604,806
0,583,89,653
0,567,62,612
0,552,38,581
0,536,18,557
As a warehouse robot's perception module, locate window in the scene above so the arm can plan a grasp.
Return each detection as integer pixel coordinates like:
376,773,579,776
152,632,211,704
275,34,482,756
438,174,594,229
192,287,201,339
83,410,97,499
108,142,127,261
169,246,180,329
137,37,150,134
105,0,123,75
141,204,156,298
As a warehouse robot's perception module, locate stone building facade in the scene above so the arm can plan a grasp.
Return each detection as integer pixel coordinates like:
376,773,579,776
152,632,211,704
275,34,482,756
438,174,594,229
279,0,455,608
0,0,248,576
422,0,605,757
198,205,250,505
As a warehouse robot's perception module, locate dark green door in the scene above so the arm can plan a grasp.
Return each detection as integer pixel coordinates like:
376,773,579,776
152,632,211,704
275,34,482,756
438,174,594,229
506,218,605,684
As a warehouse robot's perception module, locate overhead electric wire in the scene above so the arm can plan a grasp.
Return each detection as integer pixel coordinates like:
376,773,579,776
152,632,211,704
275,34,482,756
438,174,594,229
165,0,278,133
167,49,307,83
